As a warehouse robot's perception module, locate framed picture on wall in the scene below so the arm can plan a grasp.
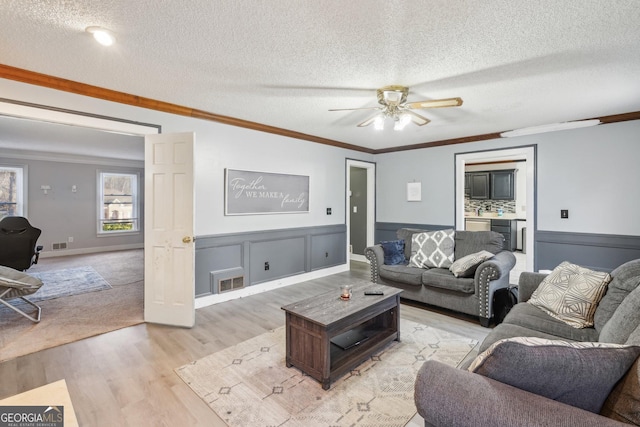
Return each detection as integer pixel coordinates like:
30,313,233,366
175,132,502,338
407,182,421,202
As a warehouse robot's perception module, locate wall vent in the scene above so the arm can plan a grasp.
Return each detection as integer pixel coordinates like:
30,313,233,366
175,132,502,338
52,242,67,250
219,276,244,293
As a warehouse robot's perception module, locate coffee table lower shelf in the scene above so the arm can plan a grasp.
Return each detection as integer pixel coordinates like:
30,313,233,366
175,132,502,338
328,327,398,382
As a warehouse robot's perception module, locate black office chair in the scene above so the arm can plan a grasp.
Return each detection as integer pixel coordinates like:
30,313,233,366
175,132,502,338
0,216,43,271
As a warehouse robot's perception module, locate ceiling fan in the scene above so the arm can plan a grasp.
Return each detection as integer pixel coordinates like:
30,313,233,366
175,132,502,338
329,85,463,130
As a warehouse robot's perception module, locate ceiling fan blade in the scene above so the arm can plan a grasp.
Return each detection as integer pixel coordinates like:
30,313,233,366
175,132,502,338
404,110,431,126
262,84,376,94
405,97,463,109
329,106,381,112
357,115,379,127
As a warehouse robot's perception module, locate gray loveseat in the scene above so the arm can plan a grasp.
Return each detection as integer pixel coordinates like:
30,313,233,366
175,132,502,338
415,258,640,426
365,229,516,327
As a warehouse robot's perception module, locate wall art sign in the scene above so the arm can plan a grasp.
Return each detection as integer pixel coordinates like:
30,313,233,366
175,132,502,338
225,169,309,215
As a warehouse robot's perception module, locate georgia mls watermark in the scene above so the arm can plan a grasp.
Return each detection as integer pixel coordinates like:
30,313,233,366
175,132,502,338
0,406,64,427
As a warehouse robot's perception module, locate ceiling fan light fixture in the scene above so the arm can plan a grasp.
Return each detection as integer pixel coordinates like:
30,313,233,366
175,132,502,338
384,91,401,104
86,26,116,46
333,85,461,130
373,115,385,131
394,114,411,131
377,85,409,106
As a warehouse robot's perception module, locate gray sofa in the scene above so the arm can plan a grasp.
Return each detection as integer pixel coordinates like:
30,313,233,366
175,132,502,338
415,258,640,427
365,229,516,327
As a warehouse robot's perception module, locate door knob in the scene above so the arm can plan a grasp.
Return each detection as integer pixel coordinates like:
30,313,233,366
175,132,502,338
182,236,193,243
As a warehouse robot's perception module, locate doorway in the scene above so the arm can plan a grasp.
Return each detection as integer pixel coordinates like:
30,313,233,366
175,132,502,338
0,99,161,321
455,146,536,272
346,160,375,263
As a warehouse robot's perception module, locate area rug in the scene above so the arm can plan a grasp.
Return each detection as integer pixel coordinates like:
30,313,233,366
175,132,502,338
28,266,112,302
176,319,477,427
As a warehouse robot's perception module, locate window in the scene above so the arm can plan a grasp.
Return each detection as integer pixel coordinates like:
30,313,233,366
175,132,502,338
98,171,139,234
0,166,25,219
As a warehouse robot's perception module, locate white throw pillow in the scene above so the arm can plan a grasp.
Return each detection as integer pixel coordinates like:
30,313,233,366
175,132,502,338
409,229,455,268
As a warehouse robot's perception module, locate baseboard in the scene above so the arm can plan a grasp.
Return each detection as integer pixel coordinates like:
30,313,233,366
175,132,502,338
39,243,144,258
195,263,350,309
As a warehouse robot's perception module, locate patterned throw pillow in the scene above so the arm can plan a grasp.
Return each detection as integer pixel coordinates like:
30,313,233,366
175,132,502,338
468,337,640,413
409,229,455,269
380,239,405,265
528,261,612,328
449,250,494,278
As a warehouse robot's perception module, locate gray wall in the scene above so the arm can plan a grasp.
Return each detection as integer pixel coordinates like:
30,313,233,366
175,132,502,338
1,154,144,255
374,120,640,271
195,225,346,296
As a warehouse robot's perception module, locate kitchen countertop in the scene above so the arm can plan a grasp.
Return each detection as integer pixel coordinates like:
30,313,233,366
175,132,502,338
465,213,526,221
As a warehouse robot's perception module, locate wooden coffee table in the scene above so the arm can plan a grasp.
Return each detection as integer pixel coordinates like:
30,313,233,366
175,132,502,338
281,282,402,389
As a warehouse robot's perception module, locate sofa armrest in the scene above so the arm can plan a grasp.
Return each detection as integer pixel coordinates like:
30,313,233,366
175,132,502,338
518,271,548,302
475,251,516,324
415,360,626,427
364,245,385,283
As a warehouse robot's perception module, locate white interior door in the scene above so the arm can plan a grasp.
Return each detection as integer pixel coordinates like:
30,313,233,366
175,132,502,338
144,132,195,327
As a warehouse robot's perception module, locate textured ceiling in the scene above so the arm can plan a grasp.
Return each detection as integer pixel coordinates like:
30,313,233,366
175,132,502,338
0,0,639,152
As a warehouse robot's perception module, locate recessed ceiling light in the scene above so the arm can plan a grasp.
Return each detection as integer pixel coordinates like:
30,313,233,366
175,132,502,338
85,26,116,46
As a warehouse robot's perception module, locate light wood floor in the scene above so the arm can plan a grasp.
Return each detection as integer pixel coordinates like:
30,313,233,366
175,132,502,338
0,257,490,426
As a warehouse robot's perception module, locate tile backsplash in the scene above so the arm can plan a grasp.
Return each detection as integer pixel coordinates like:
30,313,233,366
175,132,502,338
465,196,516,213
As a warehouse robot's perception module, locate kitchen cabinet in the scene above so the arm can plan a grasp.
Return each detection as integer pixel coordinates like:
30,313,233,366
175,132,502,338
491,170,515,200
469,172,490,199
465,218,491,231
466,170,515,200
464,173,471,196
491,218,517,251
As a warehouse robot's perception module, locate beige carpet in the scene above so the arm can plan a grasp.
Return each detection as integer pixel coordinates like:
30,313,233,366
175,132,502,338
176,319,477,427
0,249,144,362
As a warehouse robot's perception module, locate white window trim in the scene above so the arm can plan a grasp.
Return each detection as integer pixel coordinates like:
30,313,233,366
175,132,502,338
0,164,27,218
97,170,140,235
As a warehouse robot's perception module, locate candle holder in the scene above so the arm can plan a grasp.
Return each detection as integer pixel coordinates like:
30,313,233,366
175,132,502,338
340,285,352,300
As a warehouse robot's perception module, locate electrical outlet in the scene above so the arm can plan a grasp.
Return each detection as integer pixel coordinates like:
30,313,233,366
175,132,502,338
68,236,74,243
325,252,329,258
326,207,332,215
561,209,569,219
264,262,269,271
